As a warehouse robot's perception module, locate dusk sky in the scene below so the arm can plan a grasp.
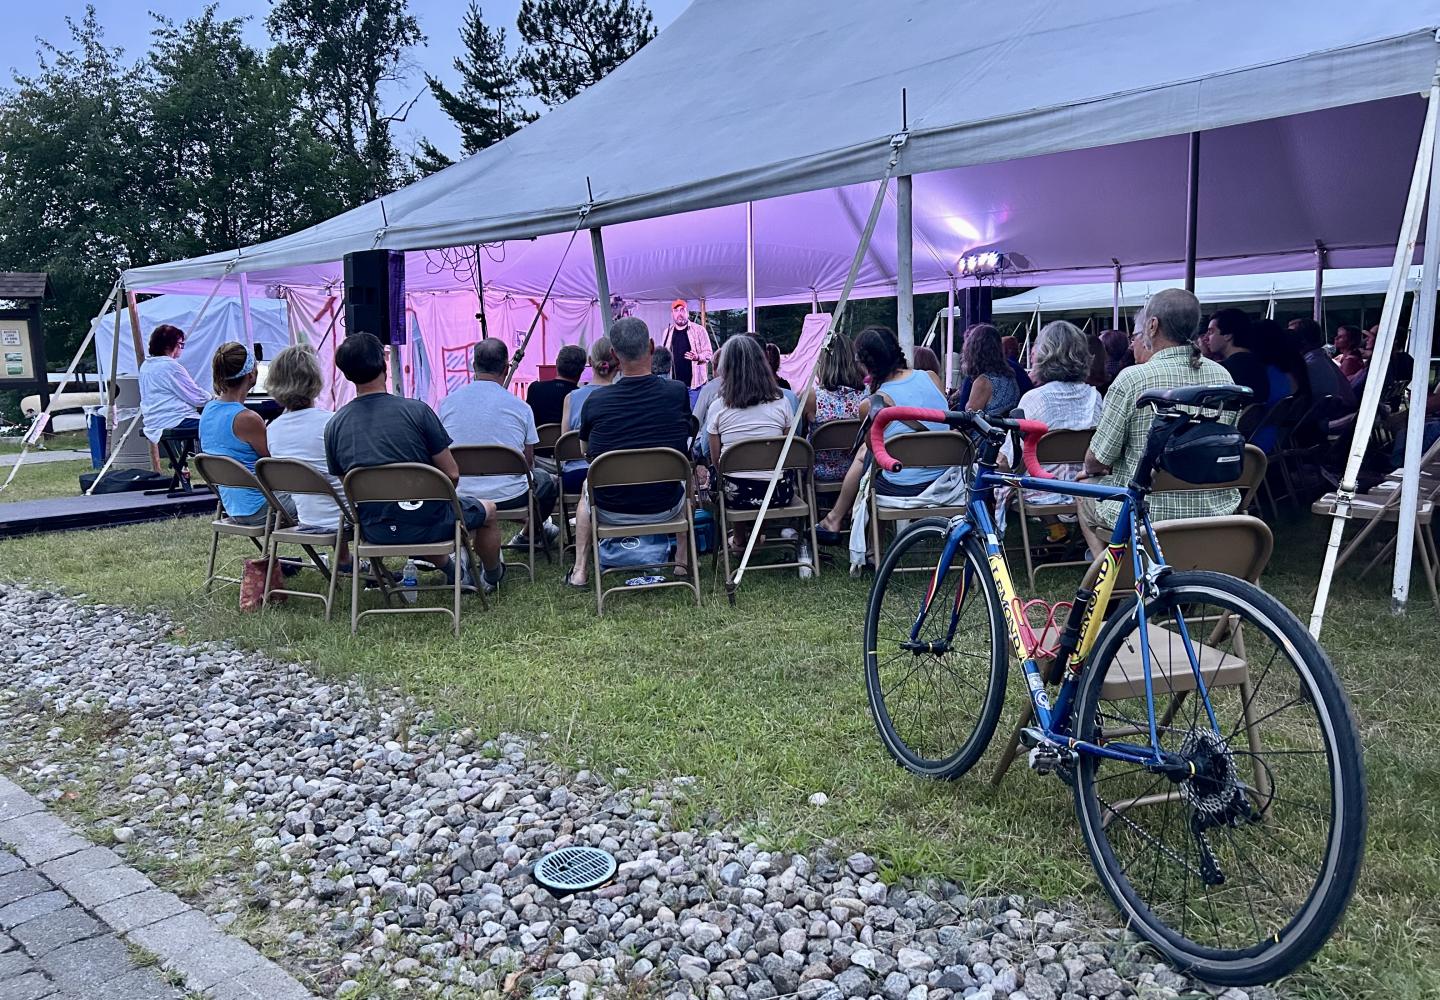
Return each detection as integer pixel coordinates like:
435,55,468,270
0,1,692,159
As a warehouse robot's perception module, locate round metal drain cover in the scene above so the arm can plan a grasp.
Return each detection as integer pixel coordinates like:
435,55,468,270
533,846,618,897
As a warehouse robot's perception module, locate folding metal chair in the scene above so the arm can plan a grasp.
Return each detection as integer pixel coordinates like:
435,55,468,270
865,431,973,569
584,447,701,614
809,418,863,518
1010,428,1093,588
342,464,487,636
451,444,545,581
254,458,362,620
553,430,584,557
192,454,282,593
715,437,820,585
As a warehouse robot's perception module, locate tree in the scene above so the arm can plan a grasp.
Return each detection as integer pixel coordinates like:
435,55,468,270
415,2,532,175
266,0,424,202
516,0,656,108
0,7,151,368
146,8,352,259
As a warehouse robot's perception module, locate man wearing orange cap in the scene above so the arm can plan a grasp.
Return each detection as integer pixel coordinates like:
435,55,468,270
662,298,713,389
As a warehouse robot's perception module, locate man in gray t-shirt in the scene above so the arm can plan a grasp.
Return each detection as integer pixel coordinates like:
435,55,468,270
438,339,560,546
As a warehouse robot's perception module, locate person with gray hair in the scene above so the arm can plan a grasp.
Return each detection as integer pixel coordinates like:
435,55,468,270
565,317,693,587
265,344,341,535
438,337,560,549
1013,321,1103,536
1077,287,1238,555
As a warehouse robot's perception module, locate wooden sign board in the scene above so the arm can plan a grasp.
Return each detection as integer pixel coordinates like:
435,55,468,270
0,310,42,389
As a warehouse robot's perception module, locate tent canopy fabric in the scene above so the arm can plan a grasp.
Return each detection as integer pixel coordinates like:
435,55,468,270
93,294,291,384
989,266,1425,316
122,1,1440,292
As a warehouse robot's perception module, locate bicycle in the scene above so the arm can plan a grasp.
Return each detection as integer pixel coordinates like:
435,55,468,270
861,385,1365,986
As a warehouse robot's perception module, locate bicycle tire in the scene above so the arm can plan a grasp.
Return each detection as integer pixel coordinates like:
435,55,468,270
863,518,1007,779
1071,571,1366,985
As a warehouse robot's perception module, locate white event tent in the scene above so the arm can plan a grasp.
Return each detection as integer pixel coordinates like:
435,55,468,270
15,0,1440,616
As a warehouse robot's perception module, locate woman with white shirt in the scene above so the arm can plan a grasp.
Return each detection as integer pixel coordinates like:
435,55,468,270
1013,320,1103,540
705,335,794,552
138,324,210,447
263,345,346,553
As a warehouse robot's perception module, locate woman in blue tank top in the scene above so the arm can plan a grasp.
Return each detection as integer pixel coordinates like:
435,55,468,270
199,342,295,526
815,326,949,542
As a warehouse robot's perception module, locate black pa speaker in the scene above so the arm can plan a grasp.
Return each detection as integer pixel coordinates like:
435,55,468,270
343,250,406,345
959,285,993,329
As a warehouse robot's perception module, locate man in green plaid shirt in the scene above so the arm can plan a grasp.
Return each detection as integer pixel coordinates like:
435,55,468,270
1078,288,1240,554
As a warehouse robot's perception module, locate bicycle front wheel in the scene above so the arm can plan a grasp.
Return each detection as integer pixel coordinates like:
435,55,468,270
863,518,1007,780
1071,571,1366,985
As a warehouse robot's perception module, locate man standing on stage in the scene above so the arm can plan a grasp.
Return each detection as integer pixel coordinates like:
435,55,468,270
663,298,713,389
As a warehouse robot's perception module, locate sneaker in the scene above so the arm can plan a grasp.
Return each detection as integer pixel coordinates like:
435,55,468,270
542,521,561,544
481,560,506,594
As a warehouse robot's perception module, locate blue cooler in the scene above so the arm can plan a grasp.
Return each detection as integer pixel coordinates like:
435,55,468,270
693,507,716,555
86,410,107,468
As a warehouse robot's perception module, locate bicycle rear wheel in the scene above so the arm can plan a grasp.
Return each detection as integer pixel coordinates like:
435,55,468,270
1071,571,1365,985
863,518,1007,779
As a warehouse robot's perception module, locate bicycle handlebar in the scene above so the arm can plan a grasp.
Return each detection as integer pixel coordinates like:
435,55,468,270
868,406,1054,479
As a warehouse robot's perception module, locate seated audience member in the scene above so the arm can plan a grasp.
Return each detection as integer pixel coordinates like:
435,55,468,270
912,345,947,393
763,342,793,391
439,339,560,547
1289,318,1356,416
803,334,866,483
527,344,585,427
1334,325,1367,379
1352,327,1413,403
324,332,504,591
139,323,209,447
1084,333,1111,392
959,323,1020,417
559,338,619,494
1099,328,1134,384
815,325,948,542
1078,289,1238,556
566,318,692,587
705,336,794,551
199,342,296,526
1205,308,1269,404
265,344,345,543
953,323,1031,408
1015,321,1103,541
1248,318,1311,451
1000,335,1022,364
651,346,675,378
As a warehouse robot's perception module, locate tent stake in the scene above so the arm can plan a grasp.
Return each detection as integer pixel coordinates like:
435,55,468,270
1311,73,1439,637
1391,97,1440,614
896,174,915,361
1183,132,1200,292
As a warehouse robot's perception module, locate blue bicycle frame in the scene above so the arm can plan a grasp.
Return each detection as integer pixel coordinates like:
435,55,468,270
911,460,1222,772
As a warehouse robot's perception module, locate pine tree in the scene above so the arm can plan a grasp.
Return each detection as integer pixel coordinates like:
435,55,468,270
418,2,532,174
516,0,656,108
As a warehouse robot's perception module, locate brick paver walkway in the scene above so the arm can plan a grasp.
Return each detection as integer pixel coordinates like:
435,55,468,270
0,777,314,1000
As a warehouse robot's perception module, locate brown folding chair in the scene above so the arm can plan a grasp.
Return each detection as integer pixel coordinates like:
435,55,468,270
342,464,486,636
865,431,973,569
192,453,284,593
1152,443,1268,515
584,447,700,615
254,458,362,620
553,430,584,556
992,516,1275,806
716,437,820,585
535,422,562,460
809,418,863,518
450,444,544,581
1010,428,1093,588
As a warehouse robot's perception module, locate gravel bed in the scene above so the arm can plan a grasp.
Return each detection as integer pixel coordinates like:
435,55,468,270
0,585,1271,1000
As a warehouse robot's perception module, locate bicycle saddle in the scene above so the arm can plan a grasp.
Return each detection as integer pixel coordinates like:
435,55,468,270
1136,384,1253,411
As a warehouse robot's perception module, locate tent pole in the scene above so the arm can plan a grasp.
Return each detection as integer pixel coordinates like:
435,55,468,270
1391,104,1440,614
746,202,757,330
945,275,956,394
1312,241,1327,323
1111,259,1121,330
589,227,611,337
106,287,123,435
238,272,256,350
124,290,158,472
1311,75,1439,637
897,174,915,361
0,279,120,493
1183,132,1200,292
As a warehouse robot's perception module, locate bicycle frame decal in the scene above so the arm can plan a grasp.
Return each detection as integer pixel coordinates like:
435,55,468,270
1072,544,1126,674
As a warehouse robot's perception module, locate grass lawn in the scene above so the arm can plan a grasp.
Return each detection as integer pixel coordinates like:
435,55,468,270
0,509,1434,999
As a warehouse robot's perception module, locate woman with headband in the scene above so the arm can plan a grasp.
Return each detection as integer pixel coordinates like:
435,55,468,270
199,342,296,526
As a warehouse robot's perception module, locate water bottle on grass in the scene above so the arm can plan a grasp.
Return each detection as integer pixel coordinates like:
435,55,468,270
401,559,419,604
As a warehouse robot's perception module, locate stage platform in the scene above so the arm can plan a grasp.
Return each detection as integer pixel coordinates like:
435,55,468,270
0,490,215,539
